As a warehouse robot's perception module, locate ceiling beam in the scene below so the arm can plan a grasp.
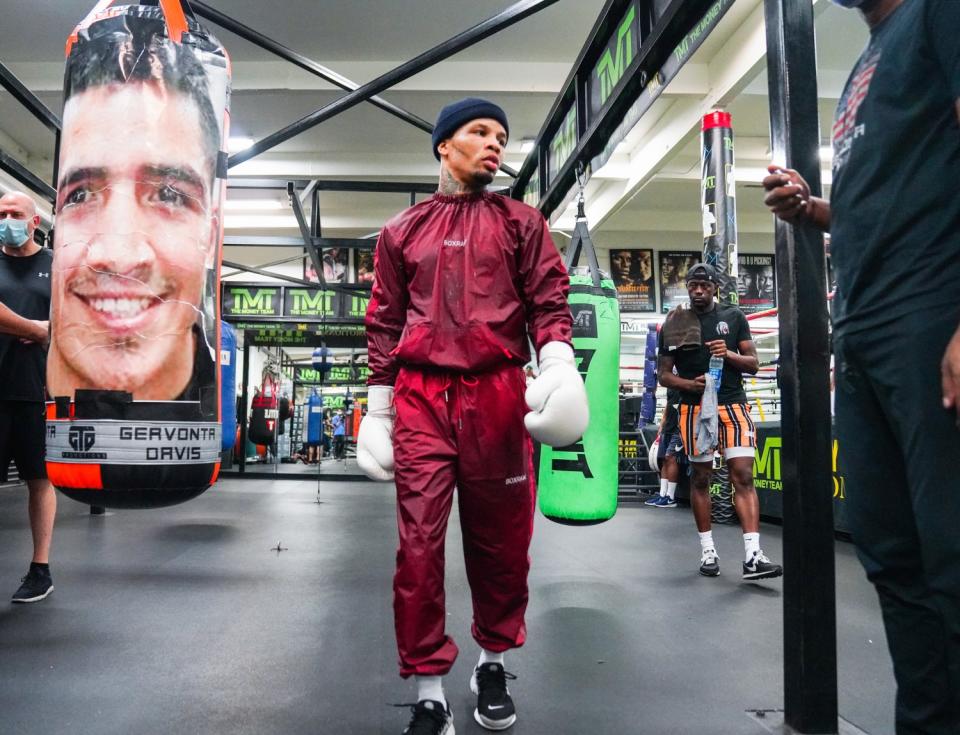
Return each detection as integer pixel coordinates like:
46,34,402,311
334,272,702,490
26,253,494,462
229,0,562,168
557,0,768,231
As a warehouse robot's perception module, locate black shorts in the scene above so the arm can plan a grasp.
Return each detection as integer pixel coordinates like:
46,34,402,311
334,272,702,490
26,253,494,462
0,400,47,483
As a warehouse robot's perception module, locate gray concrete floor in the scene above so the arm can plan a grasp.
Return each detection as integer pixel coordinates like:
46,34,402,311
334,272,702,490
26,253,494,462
0,479,895,734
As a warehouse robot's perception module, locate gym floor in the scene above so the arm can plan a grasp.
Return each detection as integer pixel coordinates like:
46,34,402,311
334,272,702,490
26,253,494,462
0,480,895,734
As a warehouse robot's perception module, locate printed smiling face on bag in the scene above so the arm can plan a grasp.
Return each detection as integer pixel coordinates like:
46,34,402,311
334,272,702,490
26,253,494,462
48,9,228,412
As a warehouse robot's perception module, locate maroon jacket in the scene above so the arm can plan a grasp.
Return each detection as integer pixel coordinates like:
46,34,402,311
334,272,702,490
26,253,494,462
366,191,572,386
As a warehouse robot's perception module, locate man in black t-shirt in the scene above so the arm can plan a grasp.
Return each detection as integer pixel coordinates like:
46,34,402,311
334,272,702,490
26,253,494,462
0,191,56,604
763,1,960,729
658,264,782,581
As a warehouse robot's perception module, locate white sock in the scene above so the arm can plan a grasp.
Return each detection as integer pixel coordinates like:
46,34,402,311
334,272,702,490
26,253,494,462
698,531,715,554
665,481,677,500
659,478,668,497
478,648,505,667
416,675,446,706
744,532,760,562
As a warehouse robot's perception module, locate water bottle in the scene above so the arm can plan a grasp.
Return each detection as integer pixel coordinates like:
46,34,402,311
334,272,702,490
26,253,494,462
708,355,723,392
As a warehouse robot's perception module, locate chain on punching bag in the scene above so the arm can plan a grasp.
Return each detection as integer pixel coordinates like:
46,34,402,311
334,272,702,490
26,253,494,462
45,1,230,508
537,188,620,524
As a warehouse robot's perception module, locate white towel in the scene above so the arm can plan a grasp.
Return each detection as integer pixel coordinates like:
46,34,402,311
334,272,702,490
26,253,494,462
695,374,719,454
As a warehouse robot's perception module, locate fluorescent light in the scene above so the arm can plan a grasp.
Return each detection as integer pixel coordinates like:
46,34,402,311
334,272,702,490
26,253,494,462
224,199,284,212
228,136,255,153
519,139,535,154
223,215,298,230
819,146,833,162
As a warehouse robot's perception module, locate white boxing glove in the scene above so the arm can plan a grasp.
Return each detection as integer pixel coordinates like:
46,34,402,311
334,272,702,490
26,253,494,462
357,385,396,481
524,341,589,447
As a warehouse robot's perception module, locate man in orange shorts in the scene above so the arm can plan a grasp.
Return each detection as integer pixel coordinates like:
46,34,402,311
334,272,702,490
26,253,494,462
658,263,782,581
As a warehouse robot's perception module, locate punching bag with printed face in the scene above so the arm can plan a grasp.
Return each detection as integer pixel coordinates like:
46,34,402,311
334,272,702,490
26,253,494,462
537,203,620,524
45,1,231,508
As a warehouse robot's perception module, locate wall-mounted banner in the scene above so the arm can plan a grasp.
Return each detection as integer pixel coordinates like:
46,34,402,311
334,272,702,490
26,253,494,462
222,286,283,318
737,254,776,314
589,2,640,116
589,0,734,174
236,322,367,346
523,167,540,207
610,248,656,312
658,250,699,313
222,283,369,322
547,104,577,186
294,365,371,385
751,423,848,532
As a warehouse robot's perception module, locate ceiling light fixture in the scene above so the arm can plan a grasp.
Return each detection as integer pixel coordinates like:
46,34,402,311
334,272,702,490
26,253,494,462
519,139,536,154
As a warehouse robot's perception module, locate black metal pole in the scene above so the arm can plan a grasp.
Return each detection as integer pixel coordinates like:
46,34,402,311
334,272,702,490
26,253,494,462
194,0,520,178
191,1,431,136
0,61,62,132
0,148,56,203
51,129,61,198
289,182,327,289
228,0,560,168
764,0,838,732
239,339,250,474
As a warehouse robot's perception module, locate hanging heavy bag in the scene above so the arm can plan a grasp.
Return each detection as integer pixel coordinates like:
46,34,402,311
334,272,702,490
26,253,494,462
44,0,230,509
536,197,620,524
306,390,324,445
248,373,278,446
221,322,237,451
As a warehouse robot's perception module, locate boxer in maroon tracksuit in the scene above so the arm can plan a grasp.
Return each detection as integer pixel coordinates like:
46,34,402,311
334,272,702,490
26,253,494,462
358,98,588,735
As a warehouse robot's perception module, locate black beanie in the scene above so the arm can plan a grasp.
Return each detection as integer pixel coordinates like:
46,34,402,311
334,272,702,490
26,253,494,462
432,97,509,161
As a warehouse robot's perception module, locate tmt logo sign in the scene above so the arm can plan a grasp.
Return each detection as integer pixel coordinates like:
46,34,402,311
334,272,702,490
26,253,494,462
594,4,636,107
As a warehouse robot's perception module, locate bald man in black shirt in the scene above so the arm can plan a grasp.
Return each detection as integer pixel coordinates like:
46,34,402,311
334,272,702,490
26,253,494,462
0,190,56,603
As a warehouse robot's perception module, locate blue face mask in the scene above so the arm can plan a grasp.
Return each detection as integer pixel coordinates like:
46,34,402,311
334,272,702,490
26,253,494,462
0,218,30,248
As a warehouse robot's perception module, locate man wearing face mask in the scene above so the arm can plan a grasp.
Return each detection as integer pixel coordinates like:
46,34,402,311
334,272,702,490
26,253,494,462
763,0,960,730
359,98,587,735
0,191,57,603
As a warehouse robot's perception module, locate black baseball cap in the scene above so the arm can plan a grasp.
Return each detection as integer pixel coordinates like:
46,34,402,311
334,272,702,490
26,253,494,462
685,262,720,284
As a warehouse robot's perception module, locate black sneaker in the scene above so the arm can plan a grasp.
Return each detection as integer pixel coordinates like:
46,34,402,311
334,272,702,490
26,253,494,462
699,549,720,577
398,700,454,735
470,663,517,731
12,566,54,603
742,550,783,581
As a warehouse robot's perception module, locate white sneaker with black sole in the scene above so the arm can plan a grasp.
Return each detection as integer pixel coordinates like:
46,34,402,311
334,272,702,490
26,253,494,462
470,663,517,730
699,548,720,577
742,550,783,581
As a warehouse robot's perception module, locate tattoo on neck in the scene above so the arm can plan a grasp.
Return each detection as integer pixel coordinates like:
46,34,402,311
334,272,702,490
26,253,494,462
438,167,482,196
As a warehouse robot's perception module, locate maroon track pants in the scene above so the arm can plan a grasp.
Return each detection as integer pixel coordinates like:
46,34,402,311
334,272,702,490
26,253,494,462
393,364,536,678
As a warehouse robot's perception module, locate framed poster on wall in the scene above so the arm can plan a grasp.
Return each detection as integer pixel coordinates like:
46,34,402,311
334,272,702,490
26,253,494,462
610,248,656,312
737,254,777,314
658,250,700,313
353,249,375,285
304,249,349,284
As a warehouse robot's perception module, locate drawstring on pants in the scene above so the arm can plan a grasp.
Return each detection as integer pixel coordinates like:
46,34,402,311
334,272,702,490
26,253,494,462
435,374,479,432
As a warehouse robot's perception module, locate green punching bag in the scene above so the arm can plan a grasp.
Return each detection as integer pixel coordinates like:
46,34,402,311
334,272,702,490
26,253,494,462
537,196,620,524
